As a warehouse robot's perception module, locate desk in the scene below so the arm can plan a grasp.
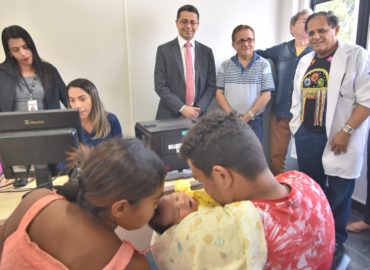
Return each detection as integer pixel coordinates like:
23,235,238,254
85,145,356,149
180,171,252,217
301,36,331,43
0,176,68,221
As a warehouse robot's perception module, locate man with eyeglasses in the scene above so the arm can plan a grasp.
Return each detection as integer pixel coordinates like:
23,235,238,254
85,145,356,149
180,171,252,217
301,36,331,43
290,11,370,251
257,9,312,176
216,25,274,142
154,4,216,120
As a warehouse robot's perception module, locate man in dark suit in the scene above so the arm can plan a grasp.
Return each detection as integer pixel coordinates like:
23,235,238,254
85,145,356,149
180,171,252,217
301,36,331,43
154,4,216,120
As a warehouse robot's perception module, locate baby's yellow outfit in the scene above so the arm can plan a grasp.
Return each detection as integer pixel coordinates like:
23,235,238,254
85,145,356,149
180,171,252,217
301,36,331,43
153,180,267,270
174,179,219,208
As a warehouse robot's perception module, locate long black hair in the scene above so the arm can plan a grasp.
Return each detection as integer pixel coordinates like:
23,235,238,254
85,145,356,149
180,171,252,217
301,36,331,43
1,25,52,89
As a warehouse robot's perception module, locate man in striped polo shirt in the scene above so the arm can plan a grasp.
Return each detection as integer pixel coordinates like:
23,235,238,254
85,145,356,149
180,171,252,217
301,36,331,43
216,25,275,142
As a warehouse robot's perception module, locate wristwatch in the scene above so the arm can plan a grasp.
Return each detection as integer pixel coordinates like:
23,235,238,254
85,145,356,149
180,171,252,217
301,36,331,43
342,124,354,135
248,110,255,121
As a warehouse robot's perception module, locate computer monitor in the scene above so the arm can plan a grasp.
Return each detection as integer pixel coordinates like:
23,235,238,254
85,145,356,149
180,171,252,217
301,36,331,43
0,109,82,188
135,118,194,178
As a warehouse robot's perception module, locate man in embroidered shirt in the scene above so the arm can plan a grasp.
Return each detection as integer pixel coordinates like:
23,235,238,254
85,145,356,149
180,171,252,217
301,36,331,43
290,11,370,248
216,24,275,142
154,4,216,120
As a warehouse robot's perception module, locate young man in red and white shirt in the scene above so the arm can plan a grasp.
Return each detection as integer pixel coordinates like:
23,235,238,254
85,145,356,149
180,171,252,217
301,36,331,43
181,111,335,269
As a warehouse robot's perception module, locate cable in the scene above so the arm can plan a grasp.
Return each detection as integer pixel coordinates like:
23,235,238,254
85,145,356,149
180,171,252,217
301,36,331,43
0,168,66,193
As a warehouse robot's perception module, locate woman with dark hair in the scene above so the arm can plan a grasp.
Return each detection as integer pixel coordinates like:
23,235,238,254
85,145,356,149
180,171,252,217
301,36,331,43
0,25,67,111
0,138,165,269
66,78,122,146
0,25,68,187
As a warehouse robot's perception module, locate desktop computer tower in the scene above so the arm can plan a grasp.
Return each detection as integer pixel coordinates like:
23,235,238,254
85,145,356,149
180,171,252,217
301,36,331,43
135,118,194,173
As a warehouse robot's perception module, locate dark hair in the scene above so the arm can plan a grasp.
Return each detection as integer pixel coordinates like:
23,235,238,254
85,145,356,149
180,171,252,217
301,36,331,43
66,78,110,139
59,138,165,220
231,25,255,42
305,11,339,31
1,25,53,91
148,204,172,234
180,111,268,179
176,4,199,21
290,9,312,26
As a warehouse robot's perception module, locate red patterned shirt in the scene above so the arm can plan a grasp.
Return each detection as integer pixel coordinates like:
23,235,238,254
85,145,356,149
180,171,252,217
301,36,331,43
252,171,335,270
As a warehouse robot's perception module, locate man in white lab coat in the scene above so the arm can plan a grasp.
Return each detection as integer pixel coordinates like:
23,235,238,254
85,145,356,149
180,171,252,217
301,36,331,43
290,11,370,248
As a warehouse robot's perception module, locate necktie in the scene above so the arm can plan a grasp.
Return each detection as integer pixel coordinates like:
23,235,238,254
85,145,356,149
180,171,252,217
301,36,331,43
185,42,194,106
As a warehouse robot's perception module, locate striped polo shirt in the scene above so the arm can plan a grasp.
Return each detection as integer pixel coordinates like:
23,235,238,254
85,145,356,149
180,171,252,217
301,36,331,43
217,53,275,115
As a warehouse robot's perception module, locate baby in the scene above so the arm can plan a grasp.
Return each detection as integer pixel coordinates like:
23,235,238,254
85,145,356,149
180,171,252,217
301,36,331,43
149,180,219,233
150,181,267,270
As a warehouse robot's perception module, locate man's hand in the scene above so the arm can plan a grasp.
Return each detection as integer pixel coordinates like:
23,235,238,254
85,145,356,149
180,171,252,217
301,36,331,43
181,106,201,119
330,130,351,155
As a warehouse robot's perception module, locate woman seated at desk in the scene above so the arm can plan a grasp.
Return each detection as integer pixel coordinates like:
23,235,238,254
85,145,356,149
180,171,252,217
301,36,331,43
66,78,122,147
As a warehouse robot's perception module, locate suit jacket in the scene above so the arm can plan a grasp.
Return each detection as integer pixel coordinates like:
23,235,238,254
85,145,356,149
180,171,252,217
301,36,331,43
154,38,216,119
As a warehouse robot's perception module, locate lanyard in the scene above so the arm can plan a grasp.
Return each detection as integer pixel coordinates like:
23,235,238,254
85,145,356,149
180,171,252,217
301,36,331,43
22,73,38,100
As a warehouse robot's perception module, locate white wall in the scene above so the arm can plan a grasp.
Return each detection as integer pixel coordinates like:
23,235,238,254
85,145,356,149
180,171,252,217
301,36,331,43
353,140,368,204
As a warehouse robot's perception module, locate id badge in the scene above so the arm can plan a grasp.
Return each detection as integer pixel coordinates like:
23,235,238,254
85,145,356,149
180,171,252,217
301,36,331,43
28,99,38,111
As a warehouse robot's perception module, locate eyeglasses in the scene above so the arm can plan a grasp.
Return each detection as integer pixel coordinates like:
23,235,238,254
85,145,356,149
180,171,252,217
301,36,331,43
235,38,255,46
178,19,199,27
297,19,307,24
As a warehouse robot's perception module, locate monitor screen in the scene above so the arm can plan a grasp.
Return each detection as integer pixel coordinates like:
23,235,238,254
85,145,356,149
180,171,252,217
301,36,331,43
0,109,82,188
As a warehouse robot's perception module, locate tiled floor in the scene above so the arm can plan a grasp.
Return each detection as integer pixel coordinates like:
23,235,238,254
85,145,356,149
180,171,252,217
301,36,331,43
336,209,370,270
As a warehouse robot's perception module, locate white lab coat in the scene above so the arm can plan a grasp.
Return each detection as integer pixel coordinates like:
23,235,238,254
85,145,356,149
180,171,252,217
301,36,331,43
290,42,370,179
